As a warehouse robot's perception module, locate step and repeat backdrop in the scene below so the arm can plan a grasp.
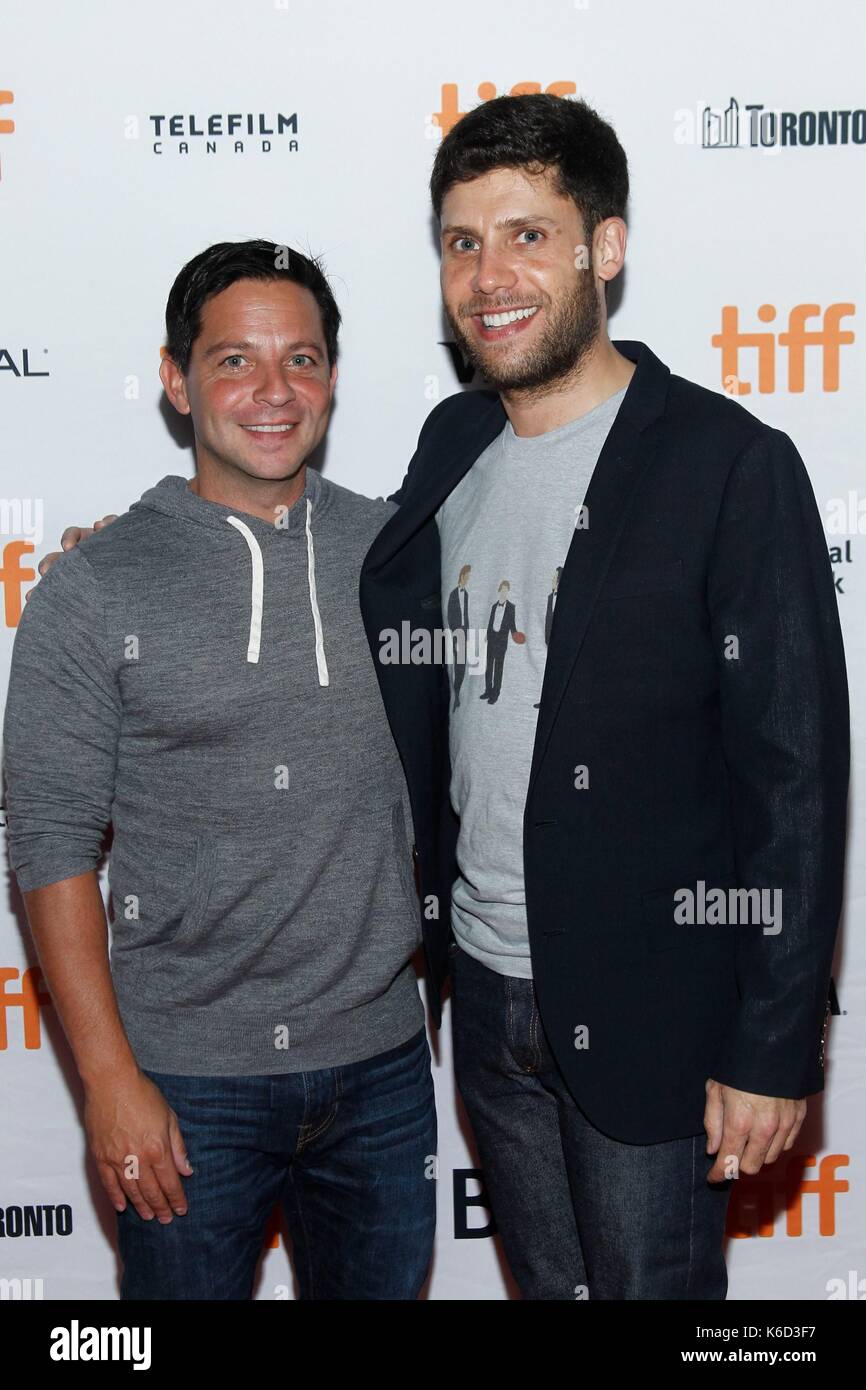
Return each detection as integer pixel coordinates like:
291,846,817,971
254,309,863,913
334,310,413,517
1,0,864,1301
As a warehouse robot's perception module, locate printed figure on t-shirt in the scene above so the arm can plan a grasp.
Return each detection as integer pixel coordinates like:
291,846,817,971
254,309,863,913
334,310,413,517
482,580,524,705
534,566,563,709
447,564,471,711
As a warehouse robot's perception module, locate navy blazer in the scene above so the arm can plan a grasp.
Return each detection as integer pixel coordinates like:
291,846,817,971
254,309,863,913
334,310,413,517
359,339,849,1143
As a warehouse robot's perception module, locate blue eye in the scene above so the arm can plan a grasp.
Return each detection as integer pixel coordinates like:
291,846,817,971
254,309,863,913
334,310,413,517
223,355,246,368
518,229,543,243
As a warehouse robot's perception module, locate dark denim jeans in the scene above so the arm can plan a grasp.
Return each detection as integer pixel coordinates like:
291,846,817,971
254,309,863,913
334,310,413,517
118,1026,436,1300
450,943,732,1300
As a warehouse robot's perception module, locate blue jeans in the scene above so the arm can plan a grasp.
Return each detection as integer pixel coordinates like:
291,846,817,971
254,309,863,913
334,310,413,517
450,944,732,1299
118,1027,436,1300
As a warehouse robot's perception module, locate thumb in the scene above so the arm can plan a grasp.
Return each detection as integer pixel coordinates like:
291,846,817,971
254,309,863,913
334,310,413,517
704,1079,724,1154
168,1114,194,1175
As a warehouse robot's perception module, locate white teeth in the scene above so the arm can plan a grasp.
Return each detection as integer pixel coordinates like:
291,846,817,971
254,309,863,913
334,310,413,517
481,306,539,329
243,424,296,432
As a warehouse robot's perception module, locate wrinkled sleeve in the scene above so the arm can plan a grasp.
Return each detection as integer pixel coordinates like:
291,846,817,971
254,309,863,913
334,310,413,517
3,548,121,892
707,427,849,1098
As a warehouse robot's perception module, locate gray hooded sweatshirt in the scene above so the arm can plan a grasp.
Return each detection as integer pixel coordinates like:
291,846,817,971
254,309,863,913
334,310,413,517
3,468,424,1074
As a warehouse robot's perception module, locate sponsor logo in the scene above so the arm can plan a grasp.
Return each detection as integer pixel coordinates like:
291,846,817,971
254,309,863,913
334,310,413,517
727,1154,849,1237
701,96,866,149
140,110,299,157
0,89,13,179
430,82,576,139
712,303,854,393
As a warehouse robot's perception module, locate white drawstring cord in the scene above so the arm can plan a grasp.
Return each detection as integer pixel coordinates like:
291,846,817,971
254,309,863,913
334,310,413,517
226,504,328,683
226,516,264,664
305,497,329,686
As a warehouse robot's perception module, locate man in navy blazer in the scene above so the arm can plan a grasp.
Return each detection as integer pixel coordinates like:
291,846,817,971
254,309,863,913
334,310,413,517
360,92,849,1299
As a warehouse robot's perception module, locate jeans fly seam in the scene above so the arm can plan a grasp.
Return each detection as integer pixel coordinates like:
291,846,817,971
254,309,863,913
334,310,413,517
298,1073,340,1149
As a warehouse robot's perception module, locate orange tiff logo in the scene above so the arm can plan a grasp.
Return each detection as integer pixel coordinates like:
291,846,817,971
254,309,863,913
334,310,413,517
712,304,855,393
1,542,36,627
0,966,52,1049
432,82,576,139
0,89,14,180
727,1154,849,1238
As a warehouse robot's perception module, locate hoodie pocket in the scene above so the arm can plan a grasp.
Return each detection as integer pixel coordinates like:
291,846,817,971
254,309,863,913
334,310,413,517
108,827,217,954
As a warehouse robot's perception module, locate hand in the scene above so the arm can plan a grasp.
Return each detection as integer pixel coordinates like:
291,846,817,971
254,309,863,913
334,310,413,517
84,1067,193,1222
28,514,119,596
704,1078,807,1183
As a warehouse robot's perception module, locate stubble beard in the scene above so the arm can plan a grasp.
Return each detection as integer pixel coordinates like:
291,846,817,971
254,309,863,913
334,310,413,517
446,272,602,400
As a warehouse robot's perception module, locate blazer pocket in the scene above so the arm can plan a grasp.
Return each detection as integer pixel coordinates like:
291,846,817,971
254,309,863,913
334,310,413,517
420,592,441,611
642,873,738,954
600,558,684,602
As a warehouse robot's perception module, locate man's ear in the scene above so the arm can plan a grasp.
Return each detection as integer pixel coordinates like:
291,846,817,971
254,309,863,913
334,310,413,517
159,354,192,416
595,216,627,288
328,361,338,399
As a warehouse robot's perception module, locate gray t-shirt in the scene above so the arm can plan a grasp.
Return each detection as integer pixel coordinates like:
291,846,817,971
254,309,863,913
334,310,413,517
435,387,627,978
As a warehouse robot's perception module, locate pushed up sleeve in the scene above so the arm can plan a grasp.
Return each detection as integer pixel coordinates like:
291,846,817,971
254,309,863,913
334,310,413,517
3,547,121,892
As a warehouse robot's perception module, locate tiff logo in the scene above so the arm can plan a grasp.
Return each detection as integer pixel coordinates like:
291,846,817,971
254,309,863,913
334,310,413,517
0,967,52,1048
0,541,36,627
431,81,576,139
0,89,13,180
727,1154,849,1238
712,304,855,394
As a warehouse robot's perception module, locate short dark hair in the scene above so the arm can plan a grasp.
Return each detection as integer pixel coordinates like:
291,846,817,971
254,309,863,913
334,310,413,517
164,239,341,373
429,93,629,248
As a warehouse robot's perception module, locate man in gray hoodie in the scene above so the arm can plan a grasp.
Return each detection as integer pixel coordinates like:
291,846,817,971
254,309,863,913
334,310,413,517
3,240,435,1300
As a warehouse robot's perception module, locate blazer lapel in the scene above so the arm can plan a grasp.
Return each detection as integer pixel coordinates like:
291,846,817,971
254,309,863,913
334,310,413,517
527,341,670,798
363,392,506,578
360,341,671,797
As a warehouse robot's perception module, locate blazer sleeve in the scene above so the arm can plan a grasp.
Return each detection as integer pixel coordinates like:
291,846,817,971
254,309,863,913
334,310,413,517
706,426,849,1098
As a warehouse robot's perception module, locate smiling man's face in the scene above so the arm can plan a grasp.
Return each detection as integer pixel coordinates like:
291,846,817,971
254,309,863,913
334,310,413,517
439,166,602,394
161,277,337,487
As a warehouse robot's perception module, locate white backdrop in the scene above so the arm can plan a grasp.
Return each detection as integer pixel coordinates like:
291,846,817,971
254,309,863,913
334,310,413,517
1,0,864,1301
